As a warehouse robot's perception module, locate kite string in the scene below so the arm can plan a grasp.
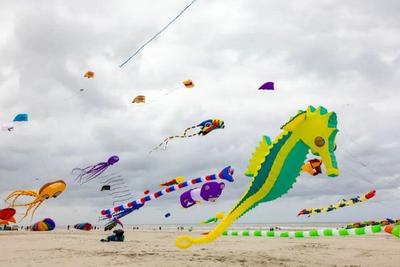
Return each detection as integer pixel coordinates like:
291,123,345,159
119,0,198,67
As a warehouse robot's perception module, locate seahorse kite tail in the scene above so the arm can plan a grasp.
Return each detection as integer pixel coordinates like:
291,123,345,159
176,106,340,249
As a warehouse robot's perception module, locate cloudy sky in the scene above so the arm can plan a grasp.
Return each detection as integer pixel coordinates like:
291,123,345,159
0,0,399,226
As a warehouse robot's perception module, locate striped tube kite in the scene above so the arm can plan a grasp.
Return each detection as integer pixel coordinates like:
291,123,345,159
297,190,376,217
100,166,234,222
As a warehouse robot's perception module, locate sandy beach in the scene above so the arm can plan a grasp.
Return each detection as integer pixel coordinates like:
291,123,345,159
1,230,399,267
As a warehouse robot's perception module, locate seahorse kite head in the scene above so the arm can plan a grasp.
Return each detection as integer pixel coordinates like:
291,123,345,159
281,106,339,176
176,106,339,249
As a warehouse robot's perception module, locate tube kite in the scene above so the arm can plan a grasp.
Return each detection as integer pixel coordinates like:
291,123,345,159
176,106,339,249
5,180,66,221
100,166,234,222
151,119,225,152
222,225,398,239
297,190,376,217
73,156,119,184
346,218,400,229
202,212,224,224
31,218,56,231
160,177,185,187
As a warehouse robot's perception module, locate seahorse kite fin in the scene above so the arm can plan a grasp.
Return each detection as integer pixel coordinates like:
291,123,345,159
176,105,340,249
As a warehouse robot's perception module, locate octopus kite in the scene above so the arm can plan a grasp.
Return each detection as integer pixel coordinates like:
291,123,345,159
151,119,225,152
73,155,119,184
297,190,376,217
5,180,66,221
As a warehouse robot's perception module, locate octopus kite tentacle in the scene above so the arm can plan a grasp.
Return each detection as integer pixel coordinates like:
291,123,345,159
73,156,119,184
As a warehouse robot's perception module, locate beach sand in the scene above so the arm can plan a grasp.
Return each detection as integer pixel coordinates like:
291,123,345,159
1,230,399,267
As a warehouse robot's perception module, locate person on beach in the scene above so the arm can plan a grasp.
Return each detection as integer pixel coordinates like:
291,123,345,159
101,229,125,242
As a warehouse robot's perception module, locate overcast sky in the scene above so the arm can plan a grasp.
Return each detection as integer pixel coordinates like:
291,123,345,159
0,0,399,226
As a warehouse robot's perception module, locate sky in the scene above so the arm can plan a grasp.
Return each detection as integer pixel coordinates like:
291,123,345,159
0,0,399,226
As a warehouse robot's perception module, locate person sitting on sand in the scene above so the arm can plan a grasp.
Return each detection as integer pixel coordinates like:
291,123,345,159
101,229,125,242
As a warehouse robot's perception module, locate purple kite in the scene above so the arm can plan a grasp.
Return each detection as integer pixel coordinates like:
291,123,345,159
259,81,275,90
73,156,119,184
180,181,225,208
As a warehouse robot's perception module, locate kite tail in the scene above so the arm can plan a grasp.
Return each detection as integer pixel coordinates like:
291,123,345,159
150,131,199,153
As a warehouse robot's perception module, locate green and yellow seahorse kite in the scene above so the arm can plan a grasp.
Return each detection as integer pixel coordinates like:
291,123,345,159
176,106,339,249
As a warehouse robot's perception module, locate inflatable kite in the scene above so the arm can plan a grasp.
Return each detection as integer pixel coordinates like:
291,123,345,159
0,208,16,225
5,180,66,221
151,119,225,152
74,223,92,231
119,0,198,67
83,71,94,78
301,158,322,176
132,95,145,103
202,212,224,224
180,181,225,208
183,80,195,88
222,225,398,239
160,177,185,187
13,114,28,122
100,166,234,223
384,225,400,238
73,155,119,184
176,106,340,249
31,218,56,231
101,185,111,191
258,81,274,90
1,113,29,131
346,218,400,229
297,190,376,217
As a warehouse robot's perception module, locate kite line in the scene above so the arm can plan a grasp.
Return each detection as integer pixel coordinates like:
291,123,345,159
119,0,198,68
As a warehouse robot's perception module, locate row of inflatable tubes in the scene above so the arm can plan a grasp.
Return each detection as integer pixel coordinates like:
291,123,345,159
222,225,400,238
